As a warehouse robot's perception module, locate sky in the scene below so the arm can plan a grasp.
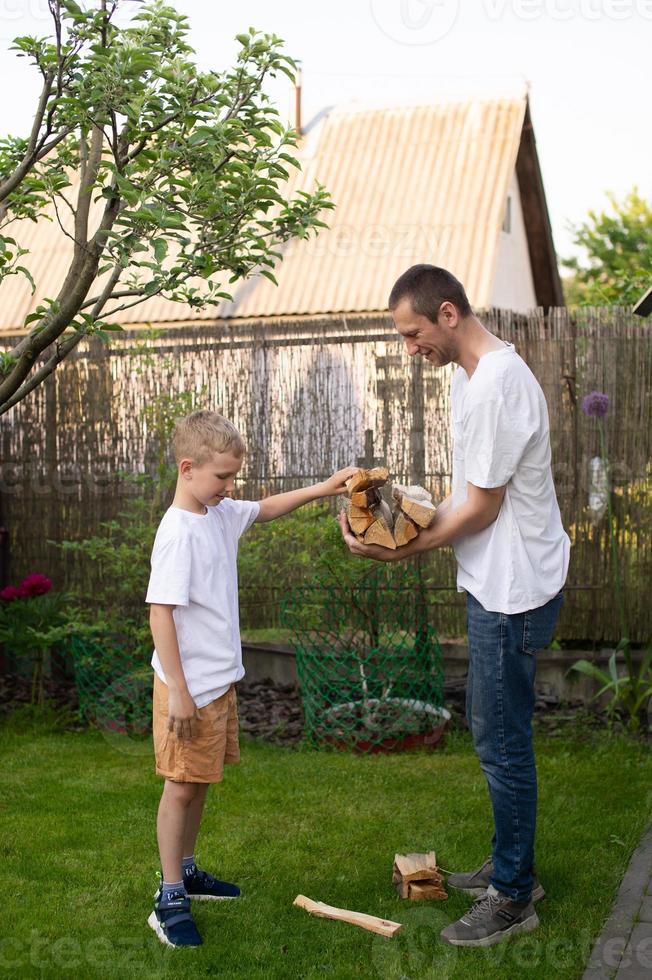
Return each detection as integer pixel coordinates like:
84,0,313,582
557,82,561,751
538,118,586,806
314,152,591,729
1,0,650,262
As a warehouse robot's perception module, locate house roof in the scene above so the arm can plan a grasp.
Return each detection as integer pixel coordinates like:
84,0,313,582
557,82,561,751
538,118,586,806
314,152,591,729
0,94,562,333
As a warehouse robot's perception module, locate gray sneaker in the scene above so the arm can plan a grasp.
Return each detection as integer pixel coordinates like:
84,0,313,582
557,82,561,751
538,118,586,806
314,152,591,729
446,857,545,902
440,885,539,947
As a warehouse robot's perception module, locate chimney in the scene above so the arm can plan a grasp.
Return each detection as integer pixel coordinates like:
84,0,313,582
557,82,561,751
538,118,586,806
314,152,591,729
294,62,302,135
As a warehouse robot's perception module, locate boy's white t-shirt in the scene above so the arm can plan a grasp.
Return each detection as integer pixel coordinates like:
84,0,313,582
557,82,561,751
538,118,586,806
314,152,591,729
451,344,570,614
146,498,260,707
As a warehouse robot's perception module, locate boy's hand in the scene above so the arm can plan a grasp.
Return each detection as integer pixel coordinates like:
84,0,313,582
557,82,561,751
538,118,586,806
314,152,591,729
319,465,361,497
167,687,201,740
338,510,400,562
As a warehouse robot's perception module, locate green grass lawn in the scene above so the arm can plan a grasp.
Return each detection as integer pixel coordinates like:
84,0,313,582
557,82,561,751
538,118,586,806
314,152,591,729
1,718,651,980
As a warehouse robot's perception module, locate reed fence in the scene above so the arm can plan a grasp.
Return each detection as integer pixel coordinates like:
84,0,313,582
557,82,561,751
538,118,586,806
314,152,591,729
1,306,650,644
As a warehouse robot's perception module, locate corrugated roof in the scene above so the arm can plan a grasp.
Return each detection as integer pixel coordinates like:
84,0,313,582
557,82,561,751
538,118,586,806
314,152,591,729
0,96,527,332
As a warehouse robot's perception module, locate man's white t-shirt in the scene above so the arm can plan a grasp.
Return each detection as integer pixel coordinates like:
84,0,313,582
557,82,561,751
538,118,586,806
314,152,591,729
451,343,570,614
145,498,260,707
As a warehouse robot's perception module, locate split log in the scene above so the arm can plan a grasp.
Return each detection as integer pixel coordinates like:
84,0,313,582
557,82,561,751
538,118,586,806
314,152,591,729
364,517,397,549
393,511,418,547
349,515,376,535
392,484,433,505
407,881,448,901
392,852,447,901
371,499,394,530
293,894,403,937
350,488,382,509
341,498,376,535
350,502,376,521
345,467,389,495
399,495,437,529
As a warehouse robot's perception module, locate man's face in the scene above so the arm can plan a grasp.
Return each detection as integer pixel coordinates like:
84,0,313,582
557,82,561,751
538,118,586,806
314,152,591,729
185,450,244,507
392,297,460,367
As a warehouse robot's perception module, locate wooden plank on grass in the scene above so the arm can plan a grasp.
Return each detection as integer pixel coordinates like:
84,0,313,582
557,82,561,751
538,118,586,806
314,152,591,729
293,894,403,937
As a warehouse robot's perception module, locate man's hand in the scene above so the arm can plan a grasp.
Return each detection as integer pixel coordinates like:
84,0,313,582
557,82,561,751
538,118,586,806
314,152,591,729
167,687,200,740
319,465,361,498
338,510,401,562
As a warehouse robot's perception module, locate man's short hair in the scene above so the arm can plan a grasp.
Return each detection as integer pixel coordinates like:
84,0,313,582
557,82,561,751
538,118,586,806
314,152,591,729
388,264,472,321
172,411,245,464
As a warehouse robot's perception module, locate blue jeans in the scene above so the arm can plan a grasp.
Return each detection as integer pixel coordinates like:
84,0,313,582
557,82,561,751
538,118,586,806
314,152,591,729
465,590,564,903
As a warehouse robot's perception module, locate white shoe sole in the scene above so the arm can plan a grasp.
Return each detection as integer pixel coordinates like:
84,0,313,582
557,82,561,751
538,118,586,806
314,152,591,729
188,894,240,901
450,882,545,902
147,910,200,948
442,911,540,947
153,889,240,903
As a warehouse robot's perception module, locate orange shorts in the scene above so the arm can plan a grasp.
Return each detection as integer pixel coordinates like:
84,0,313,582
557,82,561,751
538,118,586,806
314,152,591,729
152,674,240,783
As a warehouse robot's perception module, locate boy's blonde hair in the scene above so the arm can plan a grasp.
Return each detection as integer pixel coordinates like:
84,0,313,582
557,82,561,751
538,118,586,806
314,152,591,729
172,411,245,465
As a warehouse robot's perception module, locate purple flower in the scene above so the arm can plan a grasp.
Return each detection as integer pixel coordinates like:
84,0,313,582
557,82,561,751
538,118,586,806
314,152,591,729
582,391,610,419
19,573,53,597
0,585,25,602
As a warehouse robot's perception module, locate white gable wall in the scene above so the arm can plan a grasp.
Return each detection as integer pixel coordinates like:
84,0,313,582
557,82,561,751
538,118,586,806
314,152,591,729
490,169,537,313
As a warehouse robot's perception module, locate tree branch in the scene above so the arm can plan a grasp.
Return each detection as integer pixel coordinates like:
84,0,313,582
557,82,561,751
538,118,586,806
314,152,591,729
0,73,54,204
0,182,121,396
75,127,104,245
80,287,141,311
0,329,87,414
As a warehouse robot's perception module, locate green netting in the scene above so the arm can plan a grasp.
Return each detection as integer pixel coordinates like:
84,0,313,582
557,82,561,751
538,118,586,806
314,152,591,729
70,633,152,735
280,566,446,753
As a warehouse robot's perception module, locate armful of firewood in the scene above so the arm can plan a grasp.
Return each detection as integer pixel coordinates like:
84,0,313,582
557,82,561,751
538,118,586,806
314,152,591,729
338,484,502,560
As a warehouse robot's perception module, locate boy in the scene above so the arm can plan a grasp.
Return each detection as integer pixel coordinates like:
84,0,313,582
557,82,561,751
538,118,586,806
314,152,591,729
146,409,357,947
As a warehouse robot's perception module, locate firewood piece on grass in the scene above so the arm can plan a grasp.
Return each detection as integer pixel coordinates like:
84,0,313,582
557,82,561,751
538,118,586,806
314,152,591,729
399,495,437,528
394,511,418,547
406,881,448,901
393,851,439,882
345,467,389,495
392,851,447,902
293,894,402,937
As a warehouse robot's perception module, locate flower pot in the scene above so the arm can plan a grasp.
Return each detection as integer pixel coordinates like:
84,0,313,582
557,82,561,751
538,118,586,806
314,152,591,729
317,697,451,754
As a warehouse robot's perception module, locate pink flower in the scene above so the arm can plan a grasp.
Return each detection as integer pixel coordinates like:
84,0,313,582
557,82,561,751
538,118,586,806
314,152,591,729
18,573,53,597
0,585,25,602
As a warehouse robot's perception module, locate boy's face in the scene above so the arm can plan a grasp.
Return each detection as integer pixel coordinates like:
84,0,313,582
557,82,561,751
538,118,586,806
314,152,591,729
182,450,244,507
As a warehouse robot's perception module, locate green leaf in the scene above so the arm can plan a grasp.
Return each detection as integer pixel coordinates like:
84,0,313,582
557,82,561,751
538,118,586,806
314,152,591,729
258,268,278,285
153,239,168,263
567,660,612,687
608,652,619,686
16,266,36,293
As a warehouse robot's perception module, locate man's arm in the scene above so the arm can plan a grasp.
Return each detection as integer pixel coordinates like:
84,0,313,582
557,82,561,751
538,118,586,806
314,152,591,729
339,483,506,561
255,465,359,523
149,603,199,738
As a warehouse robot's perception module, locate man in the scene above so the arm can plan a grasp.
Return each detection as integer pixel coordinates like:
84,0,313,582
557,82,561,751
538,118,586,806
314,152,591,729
339,264,570,948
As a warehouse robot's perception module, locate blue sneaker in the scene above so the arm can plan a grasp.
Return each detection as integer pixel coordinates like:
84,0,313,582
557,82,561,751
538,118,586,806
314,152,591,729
148,887,203,947
184,867,241,901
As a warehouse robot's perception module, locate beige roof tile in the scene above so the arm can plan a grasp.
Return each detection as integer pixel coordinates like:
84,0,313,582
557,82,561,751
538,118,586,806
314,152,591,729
0,95,527,332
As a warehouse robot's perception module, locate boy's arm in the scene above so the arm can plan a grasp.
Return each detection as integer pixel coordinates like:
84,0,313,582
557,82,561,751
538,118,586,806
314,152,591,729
255,465,360,523
149,604,199,739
